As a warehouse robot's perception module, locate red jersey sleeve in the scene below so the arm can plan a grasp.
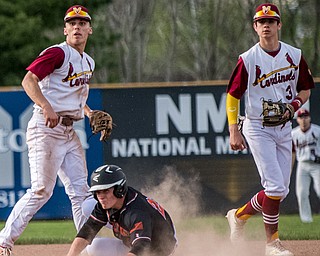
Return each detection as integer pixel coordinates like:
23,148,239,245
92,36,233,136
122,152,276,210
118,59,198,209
297,55,315,92
26,47,65,81
226,57,248,99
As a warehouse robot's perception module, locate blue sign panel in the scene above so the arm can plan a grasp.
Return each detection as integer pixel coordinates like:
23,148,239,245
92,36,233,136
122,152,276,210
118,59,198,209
1,84,320,217
0,89,103,220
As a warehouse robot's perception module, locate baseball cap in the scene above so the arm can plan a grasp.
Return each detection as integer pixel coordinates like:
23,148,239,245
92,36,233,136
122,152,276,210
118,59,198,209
64,5,91,22
297,109,310,117
253,3,281,22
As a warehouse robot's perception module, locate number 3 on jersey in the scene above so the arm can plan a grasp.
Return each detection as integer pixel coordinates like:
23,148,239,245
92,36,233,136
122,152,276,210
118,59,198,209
286,85,293,100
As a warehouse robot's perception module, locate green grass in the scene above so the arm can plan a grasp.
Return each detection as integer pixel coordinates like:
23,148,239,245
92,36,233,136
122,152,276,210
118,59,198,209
177,214,320,240
0,220,77,245
1,214,320,245
278,215,320,240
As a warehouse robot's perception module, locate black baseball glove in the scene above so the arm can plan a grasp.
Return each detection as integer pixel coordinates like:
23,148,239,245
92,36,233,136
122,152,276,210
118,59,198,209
89,110,113,141
261,100,295,127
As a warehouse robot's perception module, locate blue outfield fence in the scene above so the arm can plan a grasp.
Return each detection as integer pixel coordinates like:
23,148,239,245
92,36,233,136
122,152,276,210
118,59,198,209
0,89,104,220
1,81,320,220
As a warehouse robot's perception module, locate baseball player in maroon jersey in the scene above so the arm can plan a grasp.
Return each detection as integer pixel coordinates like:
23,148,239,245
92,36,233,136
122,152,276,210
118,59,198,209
225,3,314,256
66,165,177,256
0,5,98,256
292,109,320,223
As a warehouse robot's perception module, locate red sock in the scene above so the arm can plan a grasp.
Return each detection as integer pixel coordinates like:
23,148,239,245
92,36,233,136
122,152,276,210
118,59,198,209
263,195,280,242
236,190,265,220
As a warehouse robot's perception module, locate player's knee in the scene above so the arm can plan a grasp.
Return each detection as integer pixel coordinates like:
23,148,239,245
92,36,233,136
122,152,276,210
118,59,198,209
34,185,53,199
82,195,97,218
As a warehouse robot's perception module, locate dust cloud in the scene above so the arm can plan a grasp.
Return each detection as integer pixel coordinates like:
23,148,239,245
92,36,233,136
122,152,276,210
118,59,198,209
141,166,265,256
141,165,201,221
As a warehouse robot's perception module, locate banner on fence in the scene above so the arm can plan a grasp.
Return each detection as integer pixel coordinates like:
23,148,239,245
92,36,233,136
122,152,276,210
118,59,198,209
0,82,319,219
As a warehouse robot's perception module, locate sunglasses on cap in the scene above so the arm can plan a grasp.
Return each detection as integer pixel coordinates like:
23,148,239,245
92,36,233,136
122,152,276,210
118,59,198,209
253,4,280,21
64,6,91,22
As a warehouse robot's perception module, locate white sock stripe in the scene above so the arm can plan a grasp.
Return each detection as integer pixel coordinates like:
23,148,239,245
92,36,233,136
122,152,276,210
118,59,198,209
251,195,261,207
263,217,279,224
251,195,262,212
263,212,280,219
252,204,262,212
263,217,279,223
263,217,278,222
263,213,279,224
263,219,279,225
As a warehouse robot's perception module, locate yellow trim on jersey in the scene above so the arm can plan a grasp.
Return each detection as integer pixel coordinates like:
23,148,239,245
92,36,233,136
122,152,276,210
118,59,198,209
226,93,239,125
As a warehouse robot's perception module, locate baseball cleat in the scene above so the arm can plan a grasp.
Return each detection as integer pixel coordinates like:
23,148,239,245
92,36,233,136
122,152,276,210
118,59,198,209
225,208,246,242
0,246,12,256
265,239,294,256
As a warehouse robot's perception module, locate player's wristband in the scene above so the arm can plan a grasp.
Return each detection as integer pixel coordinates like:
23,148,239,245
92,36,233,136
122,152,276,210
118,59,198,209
290,97,303,112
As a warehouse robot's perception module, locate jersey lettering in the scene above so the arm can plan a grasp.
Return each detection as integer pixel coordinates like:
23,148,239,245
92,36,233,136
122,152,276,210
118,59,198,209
254,69,296,88
146,198,166,219
62,61,93,87
253,52,298,86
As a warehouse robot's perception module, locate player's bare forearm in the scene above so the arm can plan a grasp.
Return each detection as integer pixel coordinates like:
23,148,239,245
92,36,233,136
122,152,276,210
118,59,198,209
22,71,51,110
84,104,93,117
66,237,89,256
296,89,311,105
291,151,296,172
283,90,311,120
22,71,59,127
127,253,136,256
229,124,247,151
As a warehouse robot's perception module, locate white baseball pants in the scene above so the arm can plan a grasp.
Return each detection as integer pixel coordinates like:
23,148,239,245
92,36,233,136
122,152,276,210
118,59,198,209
243,119,292,199
296,161,320,223
0,112,92,248
83,237,129,256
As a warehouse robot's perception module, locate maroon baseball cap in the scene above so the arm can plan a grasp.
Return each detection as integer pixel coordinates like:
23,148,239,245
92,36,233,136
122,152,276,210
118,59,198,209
297,109,310,117
253,3,281,22
64,5,91,22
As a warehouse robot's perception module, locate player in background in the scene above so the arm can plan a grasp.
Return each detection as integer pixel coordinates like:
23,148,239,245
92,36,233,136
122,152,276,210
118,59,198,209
225,3,314,256
66,164,177,256
292,109,320,223
0,5,98,256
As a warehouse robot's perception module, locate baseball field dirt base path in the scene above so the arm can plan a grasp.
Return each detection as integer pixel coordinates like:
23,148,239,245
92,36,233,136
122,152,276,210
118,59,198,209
12,240,320,256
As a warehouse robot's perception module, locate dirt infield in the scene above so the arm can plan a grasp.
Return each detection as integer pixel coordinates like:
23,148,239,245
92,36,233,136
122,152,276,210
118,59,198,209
12,240,319,256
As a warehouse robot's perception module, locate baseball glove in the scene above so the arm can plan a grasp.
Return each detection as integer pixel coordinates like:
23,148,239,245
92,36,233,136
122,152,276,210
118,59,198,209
261,100,295,127
89,110,113,141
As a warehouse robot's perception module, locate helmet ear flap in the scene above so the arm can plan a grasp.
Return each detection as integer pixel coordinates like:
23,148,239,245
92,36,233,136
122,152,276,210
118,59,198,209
113,183,128,198
93,184,127,200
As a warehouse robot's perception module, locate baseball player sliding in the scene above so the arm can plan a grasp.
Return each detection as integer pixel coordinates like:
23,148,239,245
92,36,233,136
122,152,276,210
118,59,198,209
66,165,177,256
226,3,314,256
0,5,112,256
292,109,320,223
